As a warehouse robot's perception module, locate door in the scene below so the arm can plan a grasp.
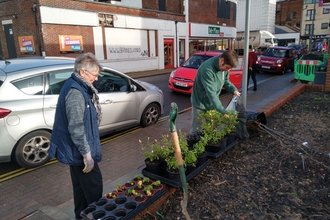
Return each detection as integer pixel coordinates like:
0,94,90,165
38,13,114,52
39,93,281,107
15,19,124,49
4,24,17,58
164,39,174,69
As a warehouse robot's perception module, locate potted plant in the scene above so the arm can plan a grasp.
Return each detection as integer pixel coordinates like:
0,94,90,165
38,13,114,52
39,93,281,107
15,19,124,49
142,177,153,186
133,174,143,182
134,180,144,191
143,185,154,197
140,138,163,175
125,189,137,197
124,180,136,188
115,184,127,194
134,192,147,203
223,110,239,145
196,110,238,153
186,130,202,149
183,149,198,175
151,180,163,191
105,192,117,200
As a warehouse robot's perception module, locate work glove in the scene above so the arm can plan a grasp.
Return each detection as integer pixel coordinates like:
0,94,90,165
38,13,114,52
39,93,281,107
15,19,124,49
82,152,94,173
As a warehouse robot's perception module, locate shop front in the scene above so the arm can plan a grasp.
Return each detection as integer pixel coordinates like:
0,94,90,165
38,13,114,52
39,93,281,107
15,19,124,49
188,23,237,56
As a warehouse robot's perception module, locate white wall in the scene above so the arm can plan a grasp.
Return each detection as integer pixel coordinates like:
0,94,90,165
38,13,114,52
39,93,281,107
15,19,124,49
39,6,187,72
236,0,276,33
40,6,98,26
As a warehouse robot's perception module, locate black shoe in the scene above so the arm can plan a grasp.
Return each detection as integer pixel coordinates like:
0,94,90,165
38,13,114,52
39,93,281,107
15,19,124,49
253,88,257,91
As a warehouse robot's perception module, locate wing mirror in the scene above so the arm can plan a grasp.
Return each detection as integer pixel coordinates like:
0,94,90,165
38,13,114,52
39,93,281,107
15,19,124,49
130,84,137,92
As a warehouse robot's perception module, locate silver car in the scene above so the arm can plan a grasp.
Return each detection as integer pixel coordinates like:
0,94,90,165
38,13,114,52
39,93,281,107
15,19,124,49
0,57,164,168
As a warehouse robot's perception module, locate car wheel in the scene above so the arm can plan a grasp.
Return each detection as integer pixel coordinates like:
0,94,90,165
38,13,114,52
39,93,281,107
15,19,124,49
141,103,160,127
13,130,51,168
280,66,286,75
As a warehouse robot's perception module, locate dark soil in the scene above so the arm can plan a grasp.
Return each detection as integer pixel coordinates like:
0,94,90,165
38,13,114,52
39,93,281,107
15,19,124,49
141,91,330,220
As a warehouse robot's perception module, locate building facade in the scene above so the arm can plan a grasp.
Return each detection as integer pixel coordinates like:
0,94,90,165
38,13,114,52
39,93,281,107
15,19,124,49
236,0,276,33
0,0,238,73
300,0,330,51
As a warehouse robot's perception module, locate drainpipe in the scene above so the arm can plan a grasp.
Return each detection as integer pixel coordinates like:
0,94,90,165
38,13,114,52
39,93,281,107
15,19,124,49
32,3,42,56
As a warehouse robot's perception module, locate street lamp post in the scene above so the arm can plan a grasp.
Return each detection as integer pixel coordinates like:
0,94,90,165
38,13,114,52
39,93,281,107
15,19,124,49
309,0,317,52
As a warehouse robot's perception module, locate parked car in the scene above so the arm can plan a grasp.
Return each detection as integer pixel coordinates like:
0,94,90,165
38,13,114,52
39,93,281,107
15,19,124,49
256,46,297,74
288,44,308,57
0,57,164,168
168,51,243,95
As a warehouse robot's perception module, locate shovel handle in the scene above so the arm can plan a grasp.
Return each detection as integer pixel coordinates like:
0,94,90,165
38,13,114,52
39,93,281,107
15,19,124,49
169,102,183,166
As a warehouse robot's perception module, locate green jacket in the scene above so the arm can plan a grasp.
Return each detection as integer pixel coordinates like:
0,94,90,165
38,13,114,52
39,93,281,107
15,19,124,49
190,55,237,114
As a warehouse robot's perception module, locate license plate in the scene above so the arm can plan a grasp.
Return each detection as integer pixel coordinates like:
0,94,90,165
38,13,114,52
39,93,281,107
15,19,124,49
261,66,271,69
175,82,188,87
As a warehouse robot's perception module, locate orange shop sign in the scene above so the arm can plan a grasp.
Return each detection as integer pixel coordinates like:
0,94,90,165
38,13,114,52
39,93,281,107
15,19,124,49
58,35,84,53
18,36,35,54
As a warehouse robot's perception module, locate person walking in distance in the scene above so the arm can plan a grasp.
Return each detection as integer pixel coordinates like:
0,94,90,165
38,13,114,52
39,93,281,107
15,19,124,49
49,53,103,220
248,45,258,91
190,50,241,134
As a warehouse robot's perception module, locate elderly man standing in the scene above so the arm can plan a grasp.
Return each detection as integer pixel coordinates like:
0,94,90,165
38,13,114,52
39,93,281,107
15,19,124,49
49,52,103,220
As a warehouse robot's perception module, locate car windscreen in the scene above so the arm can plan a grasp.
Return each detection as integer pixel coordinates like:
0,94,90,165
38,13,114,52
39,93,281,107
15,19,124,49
263,48,287,58
288,44,301,51
182,55,213,68
231,57,243,70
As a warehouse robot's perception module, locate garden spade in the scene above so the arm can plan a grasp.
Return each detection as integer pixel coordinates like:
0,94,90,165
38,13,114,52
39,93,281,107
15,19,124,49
169,102,191,220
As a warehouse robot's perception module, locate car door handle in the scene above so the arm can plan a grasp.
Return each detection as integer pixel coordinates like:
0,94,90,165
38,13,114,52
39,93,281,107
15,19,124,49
101,100,113,104
50,105,57,109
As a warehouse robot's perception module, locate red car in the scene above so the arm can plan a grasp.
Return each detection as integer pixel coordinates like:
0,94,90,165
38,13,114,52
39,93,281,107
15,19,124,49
256,46,297,74
168,51,243,95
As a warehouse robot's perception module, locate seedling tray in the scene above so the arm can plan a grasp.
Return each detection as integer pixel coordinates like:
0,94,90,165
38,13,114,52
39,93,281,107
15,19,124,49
142,159,210,188
206,140,238,158
80,187,165,220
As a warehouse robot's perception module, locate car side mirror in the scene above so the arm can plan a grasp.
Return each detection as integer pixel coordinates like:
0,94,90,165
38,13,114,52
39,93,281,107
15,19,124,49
130,84,137,92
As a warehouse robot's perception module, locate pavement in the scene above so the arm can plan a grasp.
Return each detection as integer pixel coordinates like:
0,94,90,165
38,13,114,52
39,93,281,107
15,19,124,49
0,68,323,220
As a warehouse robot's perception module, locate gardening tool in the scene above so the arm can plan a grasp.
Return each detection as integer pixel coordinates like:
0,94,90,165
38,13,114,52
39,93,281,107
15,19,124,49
169,102,191,220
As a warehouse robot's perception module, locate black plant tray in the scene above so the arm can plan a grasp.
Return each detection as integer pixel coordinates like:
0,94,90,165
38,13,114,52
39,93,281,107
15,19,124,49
80,187,165,220
206,140,238,158
142,159,210,188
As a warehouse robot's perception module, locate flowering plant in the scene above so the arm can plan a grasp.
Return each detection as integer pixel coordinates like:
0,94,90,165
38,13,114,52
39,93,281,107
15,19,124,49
140,137,161,162
139,133,175,162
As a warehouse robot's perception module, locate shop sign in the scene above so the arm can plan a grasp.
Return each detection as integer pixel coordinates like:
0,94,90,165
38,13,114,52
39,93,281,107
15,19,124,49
58,35,84,53
18,36,35,54
208,26,220,35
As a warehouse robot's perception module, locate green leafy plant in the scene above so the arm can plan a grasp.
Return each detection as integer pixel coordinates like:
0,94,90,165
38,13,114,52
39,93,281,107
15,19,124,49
116,184,126,193
162,130,190,172
142,177,152,184
125,189,137,197
125,181,135,187
193,109,238,154
139,137,161,162
133,174,143,180
106,192,117,199
143,185,154,196
151,180,161,186
183,150,197,167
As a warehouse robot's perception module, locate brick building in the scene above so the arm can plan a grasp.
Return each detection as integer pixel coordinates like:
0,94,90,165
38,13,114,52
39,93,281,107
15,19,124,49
0,0,238,72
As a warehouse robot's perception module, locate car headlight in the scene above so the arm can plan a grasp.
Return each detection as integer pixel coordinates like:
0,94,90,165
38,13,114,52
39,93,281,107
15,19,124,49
170,70,175,78
277,59,283,64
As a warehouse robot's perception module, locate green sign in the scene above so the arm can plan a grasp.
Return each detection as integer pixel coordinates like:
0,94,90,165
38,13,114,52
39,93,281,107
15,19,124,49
208,26,220,35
